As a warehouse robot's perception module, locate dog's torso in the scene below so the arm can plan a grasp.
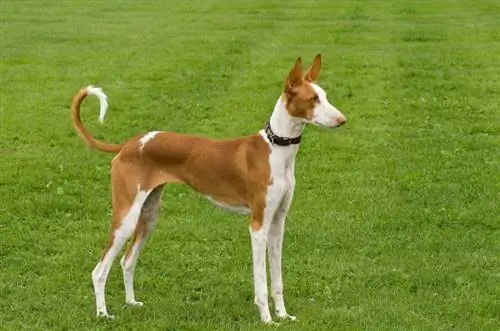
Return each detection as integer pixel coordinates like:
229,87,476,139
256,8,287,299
111,130,297,215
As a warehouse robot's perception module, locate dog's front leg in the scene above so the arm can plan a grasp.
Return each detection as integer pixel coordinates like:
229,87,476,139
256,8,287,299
249,218,272,324
268,183,296,321
249,187,283,324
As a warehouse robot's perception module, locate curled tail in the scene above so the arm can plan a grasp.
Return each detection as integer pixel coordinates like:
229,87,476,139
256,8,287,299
71,86,123,154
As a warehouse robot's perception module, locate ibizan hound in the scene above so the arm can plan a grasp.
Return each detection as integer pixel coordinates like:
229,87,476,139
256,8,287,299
71,54,346,324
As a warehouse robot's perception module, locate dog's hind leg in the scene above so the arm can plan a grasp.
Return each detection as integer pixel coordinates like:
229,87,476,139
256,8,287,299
120,184,164,306
91,173,153,319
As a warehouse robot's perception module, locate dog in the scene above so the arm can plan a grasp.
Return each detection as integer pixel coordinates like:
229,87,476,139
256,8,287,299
71,54,346,324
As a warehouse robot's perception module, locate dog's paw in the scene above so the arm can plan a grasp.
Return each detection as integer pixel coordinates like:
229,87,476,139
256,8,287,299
264,320,281,327
96,311,115,320
277,313,297,321
126,300,144,307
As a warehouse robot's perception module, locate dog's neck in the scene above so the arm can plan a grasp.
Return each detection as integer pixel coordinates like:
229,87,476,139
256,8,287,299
268,95,305,139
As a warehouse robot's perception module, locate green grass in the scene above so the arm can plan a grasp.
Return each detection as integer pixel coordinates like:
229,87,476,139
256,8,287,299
1,0,499,330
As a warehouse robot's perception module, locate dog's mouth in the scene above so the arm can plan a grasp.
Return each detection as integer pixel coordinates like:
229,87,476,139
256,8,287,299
312,121,338,129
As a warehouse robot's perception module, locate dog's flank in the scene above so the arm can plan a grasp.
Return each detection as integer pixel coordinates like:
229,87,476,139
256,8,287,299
72,54,346,324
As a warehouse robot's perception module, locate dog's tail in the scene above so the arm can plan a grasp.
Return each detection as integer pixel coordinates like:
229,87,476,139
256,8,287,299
71,86,123,154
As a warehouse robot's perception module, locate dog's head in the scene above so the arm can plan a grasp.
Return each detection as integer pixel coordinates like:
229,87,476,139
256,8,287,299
283,54,346,128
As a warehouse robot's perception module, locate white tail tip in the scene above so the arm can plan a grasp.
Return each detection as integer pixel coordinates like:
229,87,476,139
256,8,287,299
85,85,109,123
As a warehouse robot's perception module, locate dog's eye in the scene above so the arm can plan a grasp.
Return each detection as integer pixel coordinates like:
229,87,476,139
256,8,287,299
310,95,319,103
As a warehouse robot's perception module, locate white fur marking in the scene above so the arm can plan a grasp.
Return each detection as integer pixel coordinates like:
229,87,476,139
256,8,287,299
115,189,149,239
85,85,109,123
310,83,344,127
139,131,160,152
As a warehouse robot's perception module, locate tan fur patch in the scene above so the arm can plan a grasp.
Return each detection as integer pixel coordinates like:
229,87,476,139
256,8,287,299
105,132,272,233
282,55,321,121
284,84,318,120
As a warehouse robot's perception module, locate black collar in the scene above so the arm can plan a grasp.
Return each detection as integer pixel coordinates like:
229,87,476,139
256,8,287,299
264,121,302,146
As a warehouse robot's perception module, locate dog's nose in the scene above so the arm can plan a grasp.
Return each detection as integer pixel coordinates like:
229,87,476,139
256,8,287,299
337,115,347,126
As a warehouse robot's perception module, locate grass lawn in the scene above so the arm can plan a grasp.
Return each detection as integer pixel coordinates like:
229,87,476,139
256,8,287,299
1,0,499,330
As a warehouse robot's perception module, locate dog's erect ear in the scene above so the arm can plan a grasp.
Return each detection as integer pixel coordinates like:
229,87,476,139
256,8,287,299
284,57,303,96
303,53,322,82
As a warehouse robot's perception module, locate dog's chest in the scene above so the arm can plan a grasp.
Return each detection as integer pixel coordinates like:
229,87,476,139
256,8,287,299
269,146,297,187
202,144,297,215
